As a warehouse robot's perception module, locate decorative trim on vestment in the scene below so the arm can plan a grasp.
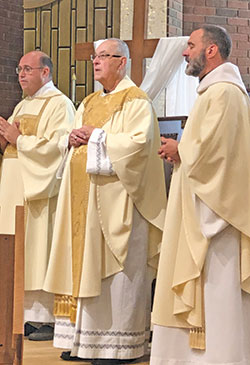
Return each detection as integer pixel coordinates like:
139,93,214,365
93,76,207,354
75,329,146,337
56,320,76,327
96,130,105,174
189,327,206,350
54,333,75,340
73,342,145,350
54,295,77,323
189,265,206,350
73,328,148,351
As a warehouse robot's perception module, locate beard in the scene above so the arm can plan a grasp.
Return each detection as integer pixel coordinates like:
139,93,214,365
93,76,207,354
185,49,206,77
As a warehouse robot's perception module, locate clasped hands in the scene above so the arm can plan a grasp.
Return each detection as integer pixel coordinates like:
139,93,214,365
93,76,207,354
69,125,95,148
0,117,21,146
158,137,180,164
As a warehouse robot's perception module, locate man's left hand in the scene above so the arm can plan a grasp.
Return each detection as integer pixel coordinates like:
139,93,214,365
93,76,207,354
80,125,95,143
158,137,180,163
0,117,21,146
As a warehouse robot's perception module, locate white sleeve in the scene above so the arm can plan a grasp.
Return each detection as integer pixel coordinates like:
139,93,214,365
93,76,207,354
86,128,115,175
194,194,229,239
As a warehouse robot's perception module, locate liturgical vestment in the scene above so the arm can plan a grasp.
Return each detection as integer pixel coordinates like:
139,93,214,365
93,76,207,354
151,62,250,365
44,76,166,359
0,81,75,322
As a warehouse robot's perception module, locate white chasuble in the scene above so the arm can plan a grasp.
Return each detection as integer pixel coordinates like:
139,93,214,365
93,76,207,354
151,63,250,364
46,76,166,359
44,76,166,298
0,82,75,296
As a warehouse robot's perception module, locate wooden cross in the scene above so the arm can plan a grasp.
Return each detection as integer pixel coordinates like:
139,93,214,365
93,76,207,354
75,0,159,86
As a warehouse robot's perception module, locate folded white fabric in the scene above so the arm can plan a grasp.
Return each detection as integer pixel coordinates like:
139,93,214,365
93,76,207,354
86,128,115,175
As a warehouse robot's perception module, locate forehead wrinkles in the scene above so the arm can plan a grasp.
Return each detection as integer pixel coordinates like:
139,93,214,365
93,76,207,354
97,41,117,54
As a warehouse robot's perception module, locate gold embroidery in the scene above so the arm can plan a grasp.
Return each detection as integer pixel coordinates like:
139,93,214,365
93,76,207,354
3,95,60,159
82,86,149,127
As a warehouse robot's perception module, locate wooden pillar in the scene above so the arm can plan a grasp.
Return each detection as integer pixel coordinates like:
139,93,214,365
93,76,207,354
0,207,24,365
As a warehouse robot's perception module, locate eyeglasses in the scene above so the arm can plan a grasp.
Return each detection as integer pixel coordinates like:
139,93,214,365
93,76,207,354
90,54,122,61
16,66,44,75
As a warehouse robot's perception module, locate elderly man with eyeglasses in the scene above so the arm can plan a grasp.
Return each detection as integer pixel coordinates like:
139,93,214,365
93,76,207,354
0,50,75,340
43,38,166,364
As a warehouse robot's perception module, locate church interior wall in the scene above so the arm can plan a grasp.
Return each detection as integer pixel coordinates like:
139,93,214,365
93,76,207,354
23,0,120,107
1,0,249,118
0,0,23,119
183,0,250,90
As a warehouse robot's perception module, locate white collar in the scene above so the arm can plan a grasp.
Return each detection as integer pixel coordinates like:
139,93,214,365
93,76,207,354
197,62,248,96
32,80,58,97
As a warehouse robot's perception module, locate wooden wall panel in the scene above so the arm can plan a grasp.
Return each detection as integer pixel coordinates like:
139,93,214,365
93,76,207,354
77,0,87,28
51,2,58,28
95,9,107,40
24,30,35,55
58,0,71,47
36,9,41,49
58,48,70,96
24,0,121,106
41,11,51,56
24,11,35,28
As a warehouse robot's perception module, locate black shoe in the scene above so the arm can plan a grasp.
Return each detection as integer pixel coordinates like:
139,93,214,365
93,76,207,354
24,322,38,337
60,351,91,362
28,324,54,341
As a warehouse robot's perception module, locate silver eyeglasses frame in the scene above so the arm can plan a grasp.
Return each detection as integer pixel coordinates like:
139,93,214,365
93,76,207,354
16,66,44,75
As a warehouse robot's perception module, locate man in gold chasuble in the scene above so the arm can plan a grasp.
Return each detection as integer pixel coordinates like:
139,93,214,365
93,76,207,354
43,39,166,364
0,51,75,340
150,25,250,365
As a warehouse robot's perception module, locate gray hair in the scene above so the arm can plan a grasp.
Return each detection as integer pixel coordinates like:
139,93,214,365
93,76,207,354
39,53,53,77
200,25,232,60
108,38,130,60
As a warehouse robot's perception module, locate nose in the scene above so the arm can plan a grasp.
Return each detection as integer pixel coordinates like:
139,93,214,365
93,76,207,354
18,68,26,77
182,48,189,57
93,57,100,65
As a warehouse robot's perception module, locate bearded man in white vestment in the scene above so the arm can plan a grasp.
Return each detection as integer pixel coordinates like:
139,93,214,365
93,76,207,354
43,38,166,364
0,51,75,340
150,25,250,365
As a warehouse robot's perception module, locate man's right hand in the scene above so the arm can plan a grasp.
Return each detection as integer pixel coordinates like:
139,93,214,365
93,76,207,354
69,128,89,148
158,137,180,163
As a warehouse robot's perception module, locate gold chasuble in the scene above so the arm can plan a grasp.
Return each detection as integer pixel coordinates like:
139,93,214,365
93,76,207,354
45,76,166,318
152,63,250,350
0,87,75,290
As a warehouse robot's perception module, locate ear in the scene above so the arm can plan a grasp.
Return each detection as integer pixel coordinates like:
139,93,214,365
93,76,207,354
206,44,218,58
119,56,127,70
42,66,50,78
